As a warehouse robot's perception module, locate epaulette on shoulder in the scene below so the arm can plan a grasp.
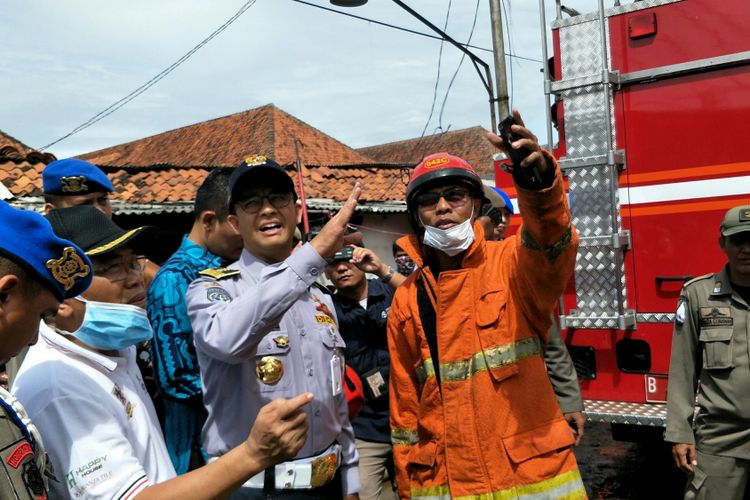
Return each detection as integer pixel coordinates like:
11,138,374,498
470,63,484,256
198,267,241,280
683,272,714,288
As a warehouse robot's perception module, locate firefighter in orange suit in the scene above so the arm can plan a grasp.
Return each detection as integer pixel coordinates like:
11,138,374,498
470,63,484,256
387,111,585,499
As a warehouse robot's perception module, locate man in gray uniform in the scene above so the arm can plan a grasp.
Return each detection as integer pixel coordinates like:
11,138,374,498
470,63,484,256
666,204,750,500
187,155,361,499
545,317,585,445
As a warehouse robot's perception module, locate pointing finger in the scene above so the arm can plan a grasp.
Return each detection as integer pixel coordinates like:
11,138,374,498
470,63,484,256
276,393,314,419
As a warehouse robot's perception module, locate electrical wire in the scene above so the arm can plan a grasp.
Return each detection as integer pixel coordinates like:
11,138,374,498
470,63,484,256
374,166,412,202
348,222,408,237
40,0,258,151
437,0,481,131
417,0,452,141
292,0,541,63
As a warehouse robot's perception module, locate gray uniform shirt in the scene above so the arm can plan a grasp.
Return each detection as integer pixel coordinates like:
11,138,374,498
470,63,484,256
186,244,360,494
665,266,750,459
544,320,584,414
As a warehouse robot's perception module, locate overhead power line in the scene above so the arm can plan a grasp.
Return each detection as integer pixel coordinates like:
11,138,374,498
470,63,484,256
418,0,453,141
292,0,541,63
437,0,481,130
40,0,258,151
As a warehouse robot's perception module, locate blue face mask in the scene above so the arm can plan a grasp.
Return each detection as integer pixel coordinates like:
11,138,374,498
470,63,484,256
71,299,153,351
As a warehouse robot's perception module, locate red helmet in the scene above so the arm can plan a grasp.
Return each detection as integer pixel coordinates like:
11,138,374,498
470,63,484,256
406,152,483,208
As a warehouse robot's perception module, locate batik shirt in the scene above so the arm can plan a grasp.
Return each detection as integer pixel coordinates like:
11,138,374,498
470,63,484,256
147,236,221,403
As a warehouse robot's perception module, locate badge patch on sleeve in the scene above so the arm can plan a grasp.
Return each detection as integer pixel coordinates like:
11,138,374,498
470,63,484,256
699,307,733,327
6,442,33,469
207,286,232,303
675,298,686,327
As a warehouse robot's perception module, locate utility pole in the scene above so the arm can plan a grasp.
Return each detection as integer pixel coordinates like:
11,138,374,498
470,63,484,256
488,0,510,120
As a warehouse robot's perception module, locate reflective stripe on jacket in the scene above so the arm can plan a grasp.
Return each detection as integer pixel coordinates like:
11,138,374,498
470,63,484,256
387,158,585,499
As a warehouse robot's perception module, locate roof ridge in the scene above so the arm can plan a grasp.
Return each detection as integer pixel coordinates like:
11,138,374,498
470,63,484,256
272,107,374,164
0,129,35,153
79,103,279,158
357,125,488,151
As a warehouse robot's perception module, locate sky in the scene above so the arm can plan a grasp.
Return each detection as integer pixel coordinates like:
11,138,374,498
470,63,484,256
1,0,596,159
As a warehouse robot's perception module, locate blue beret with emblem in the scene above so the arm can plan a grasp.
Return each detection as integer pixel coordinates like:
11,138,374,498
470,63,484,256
43,158,113,195
0,201,93,301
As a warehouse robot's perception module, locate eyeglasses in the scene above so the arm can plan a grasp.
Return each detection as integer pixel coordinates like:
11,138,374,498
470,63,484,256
237,193,293,214
94,255,146,282
414,187,471,209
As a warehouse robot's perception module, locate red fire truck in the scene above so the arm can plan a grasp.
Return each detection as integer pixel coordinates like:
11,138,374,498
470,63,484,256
495,0,750,434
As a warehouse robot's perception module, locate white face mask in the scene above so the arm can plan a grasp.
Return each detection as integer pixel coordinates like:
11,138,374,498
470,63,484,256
420,207,475,257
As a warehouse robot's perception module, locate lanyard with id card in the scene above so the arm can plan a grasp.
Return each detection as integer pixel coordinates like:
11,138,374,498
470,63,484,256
328,325,343,396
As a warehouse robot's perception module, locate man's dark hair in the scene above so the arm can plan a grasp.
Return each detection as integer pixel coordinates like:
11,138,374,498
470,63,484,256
0,255,42,298
195,168,234,221
43,193,63,206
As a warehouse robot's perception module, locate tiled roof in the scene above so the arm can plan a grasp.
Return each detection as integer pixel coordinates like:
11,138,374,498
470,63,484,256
357,126,497,178
1,159,410,214
0,130,34,155
101,163,410,214
80,104,375,168
0,139,57,198
1,103,414,213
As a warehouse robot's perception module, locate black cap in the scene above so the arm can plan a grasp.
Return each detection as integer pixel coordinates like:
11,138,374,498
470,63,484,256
229,155,296,206
46,205,157,258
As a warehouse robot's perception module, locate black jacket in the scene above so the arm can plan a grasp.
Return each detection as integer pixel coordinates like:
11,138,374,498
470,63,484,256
331,279,394,443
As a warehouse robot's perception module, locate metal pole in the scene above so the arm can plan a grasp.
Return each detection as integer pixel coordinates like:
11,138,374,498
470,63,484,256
488,0,509,119
294,139,310,234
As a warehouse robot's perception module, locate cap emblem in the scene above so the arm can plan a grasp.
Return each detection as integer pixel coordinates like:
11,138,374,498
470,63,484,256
244,155,268,167
60,176,88,193
740,209,750,222
423,157,450,169
45,246,91,291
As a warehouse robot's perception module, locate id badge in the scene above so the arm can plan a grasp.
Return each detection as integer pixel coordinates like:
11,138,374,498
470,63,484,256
330,356,343,396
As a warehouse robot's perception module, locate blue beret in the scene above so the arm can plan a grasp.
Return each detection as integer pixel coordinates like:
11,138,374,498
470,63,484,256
491,187,515,215
0,201,93,301
43,158,113,195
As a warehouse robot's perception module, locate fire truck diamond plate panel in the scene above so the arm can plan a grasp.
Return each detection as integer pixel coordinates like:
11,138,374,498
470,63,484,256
584,400,667,427
559,15,627,329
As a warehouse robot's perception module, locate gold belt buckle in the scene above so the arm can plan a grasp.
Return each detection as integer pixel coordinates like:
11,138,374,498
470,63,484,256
310,452,338,488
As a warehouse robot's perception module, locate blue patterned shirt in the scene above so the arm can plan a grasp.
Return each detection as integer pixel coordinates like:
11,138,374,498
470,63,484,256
147,236,221,401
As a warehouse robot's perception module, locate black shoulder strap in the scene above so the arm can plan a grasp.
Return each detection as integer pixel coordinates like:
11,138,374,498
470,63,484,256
415,277,441,389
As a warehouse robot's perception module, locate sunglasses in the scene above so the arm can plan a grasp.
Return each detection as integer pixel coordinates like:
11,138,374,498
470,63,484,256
728,232,750,246
414,187,471,209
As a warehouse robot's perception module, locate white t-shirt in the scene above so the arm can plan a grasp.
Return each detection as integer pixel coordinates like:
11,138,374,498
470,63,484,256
12,323,176,499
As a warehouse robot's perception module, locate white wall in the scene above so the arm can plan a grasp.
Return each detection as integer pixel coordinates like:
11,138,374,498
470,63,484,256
357,212,412,269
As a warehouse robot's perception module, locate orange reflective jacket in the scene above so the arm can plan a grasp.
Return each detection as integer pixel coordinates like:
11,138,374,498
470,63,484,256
388,161,586,499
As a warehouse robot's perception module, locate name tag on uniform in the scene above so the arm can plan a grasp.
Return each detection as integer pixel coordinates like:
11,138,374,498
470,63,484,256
316,314,335,326
330,356,343,396
699,307,733,327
